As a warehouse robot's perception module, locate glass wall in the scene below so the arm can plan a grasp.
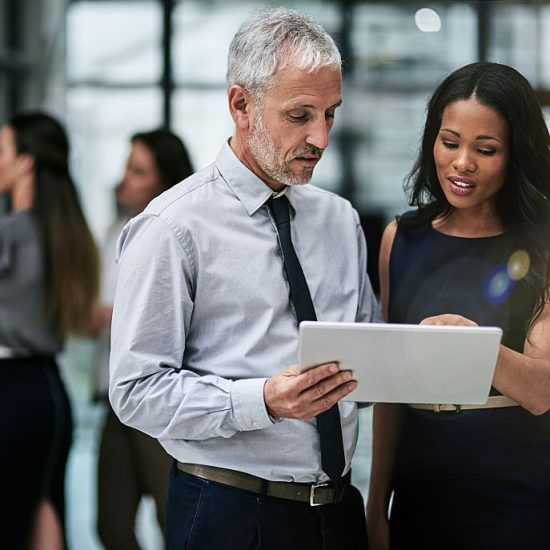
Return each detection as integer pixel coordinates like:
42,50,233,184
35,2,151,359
64,1,550,238
66,0,163,237
348,2,477,215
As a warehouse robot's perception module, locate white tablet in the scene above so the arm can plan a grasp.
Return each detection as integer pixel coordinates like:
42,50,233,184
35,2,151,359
298,322,503,404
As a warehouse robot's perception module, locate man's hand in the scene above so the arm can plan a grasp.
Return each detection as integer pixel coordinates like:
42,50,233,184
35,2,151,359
264,362,356,420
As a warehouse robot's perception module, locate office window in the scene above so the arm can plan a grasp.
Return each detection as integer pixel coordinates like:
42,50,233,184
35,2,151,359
67,1,161,83
66,1,162,237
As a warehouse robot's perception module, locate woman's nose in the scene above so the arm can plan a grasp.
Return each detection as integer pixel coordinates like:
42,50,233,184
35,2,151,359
452,148,476,173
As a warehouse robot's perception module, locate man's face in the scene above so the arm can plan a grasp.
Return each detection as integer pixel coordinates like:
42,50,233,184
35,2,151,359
244,64,342,190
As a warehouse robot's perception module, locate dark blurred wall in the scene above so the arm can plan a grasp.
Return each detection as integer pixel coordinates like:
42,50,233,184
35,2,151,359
360,213,384,298
0,0,68,120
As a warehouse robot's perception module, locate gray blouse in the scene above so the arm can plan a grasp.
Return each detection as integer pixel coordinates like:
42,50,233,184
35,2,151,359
0,210,62,355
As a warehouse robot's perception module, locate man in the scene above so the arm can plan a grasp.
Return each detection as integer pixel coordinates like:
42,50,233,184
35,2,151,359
110,7,381,549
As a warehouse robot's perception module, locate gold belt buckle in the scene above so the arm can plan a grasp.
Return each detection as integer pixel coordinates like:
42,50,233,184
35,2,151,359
309,482,330,506
432,404,462,414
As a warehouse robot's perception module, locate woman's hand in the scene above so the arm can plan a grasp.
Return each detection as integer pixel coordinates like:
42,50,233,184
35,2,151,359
420,314,478,327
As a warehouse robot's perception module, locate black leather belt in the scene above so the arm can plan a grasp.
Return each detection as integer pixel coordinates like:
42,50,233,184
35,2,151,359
176,462,350,506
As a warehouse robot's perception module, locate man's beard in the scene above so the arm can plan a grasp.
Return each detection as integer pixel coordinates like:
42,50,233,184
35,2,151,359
247,110,323,186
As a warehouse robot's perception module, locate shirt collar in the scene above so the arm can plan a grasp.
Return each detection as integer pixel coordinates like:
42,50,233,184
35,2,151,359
215,140,296,216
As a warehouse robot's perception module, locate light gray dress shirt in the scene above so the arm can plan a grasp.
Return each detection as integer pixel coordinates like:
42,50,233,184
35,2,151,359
110,141,381,483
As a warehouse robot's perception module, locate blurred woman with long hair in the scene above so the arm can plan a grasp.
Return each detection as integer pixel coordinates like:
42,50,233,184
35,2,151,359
0,111,98,548
92,129,193,549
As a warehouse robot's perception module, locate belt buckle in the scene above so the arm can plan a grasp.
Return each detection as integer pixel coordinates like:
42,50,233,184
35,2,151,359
432,403,462,414
309,482,330,506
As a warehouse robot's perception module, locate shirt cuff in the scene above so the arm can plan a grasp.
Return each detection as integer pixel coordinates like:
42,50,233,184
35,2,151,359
231,378,273,432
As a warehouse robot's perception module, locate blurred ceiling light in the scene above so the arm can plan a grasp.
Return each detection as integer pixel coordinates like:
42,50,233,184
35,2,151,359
415,8,441,33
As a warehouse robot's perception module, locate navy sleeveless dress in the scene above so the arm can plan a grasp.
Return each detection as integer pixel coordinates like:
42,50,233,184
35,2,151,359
388,218,550,549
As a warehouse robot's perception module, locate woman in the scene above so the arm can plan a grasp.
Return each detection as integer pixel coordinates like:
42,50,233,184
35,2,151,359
0,112,99,548
92,129,193,549
366,62,550,549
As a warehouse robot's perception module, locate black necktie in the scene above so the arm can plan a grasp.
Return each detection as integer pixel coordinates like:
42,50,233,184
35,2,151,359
268,195,345,482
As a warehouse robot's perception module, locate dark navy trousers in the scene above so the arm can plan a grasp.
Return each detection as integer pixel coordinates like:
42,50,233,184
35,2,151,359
166,464,368,550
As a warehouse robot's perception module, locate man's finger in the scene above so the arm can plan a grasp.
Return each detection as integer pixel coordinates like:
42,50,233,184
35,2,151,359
292,362,340,391
300,369,355,401
305,380,358,418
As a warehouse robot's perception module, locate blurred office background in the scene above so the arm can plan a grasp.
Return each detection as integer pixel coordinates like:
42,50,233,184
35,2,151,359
1,1,550,548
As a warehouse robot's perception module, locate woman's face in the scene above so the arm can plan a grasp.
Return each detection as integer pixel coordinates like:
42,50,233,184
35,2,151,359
0,125,25,195
116,140,165,215
433,96,509,216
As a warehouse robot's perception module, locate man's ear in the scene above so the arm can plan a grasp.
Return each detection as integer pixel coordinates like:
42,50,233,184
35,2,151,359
228,85,254,130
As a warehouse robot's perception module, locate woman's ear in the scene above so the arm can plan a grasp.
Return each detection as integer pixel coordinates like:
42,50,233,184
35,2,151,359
17,152,35,175
228,85,254,130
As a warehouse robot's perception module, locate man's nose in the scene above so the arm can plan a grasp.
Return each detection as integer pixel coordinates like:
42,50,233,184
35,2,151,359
306,119,330,150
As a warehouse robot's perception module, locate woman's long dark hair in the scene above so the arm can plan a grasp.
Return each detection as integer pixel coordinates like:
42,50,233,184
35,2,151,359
402,61,550,326
10,111,99,336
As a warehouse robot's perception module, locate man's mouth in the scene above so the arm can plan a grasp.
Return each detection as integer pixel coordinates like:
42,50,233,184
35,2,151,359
293,148,323,164
294,156,320,168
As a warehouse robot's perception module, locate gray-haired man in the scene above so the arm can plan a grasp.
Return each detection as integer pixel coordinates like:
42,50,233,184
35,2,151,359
110,7,380,549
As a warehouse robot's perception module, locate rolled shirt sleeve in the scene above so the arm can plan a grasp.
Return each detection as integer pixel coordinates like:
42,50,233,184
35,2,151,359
109,214,273,441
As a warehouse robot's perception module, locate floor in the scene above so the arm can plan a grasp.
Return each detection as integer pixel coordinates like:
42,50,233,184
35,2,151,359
60,340,373,550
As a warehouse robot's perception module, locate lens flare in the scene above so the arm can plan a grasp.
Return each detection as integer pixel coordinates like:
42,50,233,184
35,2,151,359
507,249,530,281
485,263,514,304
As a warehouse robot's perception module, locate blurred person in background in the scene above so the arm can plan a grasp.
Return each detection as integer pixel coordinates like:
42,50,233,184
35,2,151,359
90,129,193,549
0,111,99,549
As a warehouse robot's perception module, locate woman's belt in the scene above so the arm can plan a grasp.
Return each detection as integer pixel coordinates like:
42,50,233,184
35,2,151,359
408,395,519,413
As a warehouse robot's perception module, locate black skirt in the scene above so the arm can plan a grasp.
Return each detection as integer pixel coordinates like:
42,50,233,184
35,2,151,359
389,405,550,550
0,356,72,547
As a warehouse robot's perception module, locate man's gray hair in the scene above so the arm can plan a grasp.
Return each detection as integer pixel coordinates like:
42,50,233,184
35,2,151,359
227,7,341,102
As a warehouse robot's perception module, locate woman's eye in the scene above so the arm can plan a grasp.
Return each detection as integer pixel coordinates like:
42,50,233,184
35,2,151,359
478,149,496,156
442,141,458,149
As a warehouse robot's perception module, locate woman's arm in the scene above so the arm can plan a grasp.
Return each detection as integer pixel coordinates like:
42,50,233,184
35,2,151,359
492,294,550,415
365,220,404,550
377,220,396,322
366,403,404,550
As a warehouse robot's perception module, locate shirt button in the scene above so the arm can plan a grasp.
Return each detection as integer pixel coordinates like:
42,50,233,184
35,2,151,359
252,422,259,428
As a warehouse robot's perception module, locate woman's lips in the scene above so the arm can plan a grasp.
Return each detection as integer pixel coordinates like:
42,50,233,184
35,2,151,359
448,175,476,196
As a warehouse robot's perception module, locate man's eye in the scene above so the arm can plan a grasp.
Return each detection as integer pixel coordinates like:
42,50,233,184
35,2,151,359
288,113,307,122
